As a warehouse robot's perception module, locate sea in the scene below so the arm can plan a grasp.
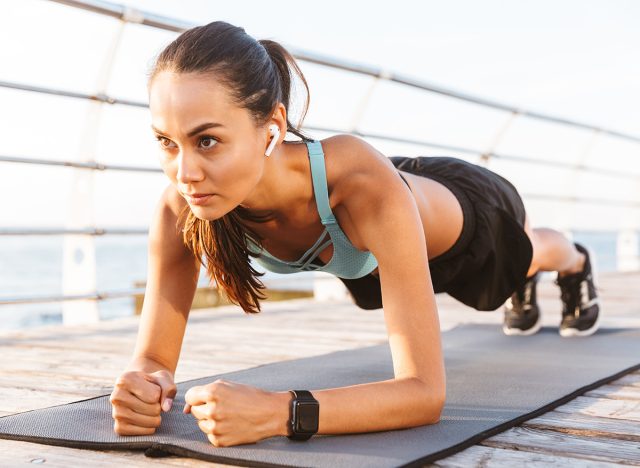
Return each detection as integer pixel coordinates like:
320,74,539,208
0,231,624,331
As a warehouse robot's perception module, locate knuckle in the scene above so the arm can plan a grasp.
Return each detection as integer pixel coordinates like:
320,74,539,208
208,419,222,436
112,405,126,419
150,387,162,401
207,433,224,446
207,381,225,396
211,407,224,420
213,378,226,386
113,421,126,435
109,393,123,406
114,372,135,388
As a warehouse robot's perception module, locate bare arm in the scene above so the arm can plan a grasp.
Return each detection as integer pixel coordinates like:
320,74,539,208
272,136,446,435
128,184,201,376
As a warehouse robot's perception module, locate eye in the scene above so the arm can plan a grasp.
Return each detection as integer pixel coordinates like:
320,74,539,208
155,135,176,149
199,136,218,150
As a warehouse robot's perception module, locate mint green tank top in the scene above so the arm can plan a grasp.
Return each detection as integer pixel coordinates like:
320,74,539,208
245,139,379,279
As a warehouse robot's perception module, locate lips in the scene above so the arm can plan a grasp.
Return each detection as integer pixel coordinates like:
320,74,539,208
182,192,214,205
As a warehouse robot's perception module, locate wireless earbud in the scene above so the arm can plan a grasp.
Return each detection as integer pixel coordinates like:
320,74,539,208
265,124,280,157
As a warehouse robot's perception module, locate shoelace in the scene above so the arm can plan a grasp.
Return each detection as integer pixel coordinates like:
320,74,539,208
558,274,597,318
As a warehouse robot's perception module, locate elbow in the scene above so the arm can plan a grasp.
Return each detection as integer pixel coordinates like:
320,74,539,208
415,379,446,425
425,390,446,425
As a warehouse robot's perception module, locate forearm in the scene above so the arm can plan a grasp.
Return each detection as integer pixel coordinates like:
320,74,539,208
269,377,445,436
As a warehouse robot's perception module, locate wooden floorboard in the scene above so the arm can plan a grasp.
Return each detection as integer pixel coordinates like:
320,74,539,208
0,272,638,466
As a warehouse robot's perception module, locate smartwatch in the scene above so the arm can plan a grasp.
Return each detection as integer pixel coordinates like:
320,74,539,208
287,390,319,441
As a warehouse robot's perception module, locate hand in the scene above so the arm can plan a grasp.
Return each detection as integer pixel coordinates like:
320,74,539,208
109,369,177,435
184,378,284,447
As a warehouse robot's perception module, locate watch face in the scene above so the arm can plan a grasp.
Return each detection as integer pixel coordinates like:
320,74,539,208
293,401,319,433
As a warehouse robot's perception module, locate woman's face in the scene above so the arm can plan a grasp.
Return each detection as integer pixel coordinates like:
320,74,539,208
148,71,269,220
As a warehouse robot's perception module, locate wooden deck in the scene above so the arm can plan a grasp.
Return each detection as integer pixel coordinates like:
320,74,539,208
1,271,639,467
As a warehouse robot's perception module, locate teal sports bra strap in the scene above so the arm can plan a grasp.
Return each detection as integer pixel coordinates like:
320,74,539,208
306,140,337,226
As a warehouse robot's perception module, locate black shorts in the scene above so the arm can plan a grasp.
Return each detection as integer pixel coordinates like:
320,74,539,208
338,156,533,311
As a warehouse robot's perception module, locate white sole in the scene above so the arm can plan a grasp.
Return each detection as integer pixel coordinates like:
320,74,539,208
559,307,601,338
503,312,542,336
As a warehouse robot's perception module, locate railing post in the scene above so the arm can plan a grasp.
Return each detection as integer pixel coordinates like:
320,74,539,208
61,19,126,325
349,71,388,133
479,109,521,167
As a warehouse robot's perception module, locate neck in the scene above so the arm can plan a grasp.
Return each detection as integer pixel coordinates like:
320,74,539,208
238,140,305,228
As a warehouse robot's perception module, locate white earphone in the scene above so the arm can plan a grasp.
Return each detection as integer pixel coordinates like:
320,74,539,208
264,124,280,157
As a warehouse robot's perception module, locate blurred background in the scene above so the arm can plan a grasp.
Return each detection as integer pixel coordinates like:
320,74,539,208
1,0,638,330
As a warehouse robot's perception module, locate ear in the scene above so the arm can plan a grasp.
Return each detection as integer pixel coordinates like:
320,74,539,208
267,102,287,138
265,125,280,157
264,103,287,156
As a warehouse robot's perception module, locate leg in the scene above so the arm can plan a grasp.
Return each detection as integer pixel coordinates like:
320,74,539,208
509,211,600,338
522,213,586,278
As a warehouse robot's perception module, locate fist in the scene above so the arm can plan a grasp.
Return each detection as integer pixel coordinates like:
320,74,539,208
109,369,177,436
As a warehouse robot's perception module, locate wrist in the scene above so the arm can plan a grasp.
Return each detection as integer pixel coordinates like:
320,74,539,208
126,356,174,376
268,391,293,437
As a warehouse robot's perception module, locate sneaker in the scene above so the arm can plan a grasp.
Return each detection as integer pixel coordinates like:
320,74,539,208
555,243,600,337
503,272,542,336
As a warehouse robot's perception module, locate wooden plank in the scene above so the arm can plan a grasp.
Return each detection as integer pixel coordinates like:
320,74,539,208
0,438,228,467
609,373,640,388
0,372,113,394
482,426,640,465
524,410,640,442
554,396,640,422
586,384,640,401
433,444,624,468
0,388,104,414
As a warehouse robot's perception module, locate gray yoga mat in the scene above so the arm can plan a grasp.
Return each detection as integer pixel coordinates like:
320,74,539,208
1,324,639,467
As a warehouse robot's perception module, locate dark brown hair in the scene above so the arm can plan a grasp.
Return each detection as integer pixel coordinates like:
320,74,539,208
147,21,313,314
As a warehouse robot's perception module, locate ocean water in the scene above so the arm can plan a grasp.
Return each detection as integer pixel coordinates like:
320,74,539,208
0,235,315,331
0,231,627,331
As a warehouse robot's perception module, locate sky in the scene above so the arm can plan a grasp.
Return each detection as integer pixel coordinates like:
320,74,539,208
1,0,639,233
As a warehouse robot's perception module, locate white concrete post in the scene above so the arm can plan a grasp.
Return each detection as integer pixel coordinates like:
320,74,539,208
62,20,126,325
617,230,640,272
313,272,350,301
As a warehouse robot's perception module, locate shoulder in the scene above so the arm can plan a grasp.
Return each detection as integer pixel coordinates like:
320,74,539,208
320,134,404,205
321,133,389,172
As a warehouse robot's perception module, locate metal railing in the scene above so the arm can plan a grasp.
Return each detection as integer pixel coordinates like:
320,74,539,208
1,0,639,314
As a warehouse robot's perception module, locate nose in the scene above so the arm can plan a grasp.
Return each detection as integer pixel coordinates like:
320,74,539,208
175,150,204,184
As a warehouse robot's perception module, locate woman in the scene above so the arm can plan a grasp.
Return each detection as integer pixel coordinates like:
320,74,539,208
109,20,600,447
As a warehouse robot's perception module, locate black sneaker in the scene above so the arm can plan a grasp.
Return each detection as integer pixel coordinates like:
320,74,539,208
503,272,542,336
555,243,600,337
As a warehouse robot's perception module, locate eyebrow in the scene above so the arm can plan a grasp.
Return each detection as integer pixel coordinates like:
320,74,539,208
151,122,225,138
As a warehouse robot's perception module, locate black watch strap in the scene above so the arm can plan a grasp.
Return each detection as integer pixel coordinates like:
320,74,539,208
287,389,319,441
290,390,315,400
